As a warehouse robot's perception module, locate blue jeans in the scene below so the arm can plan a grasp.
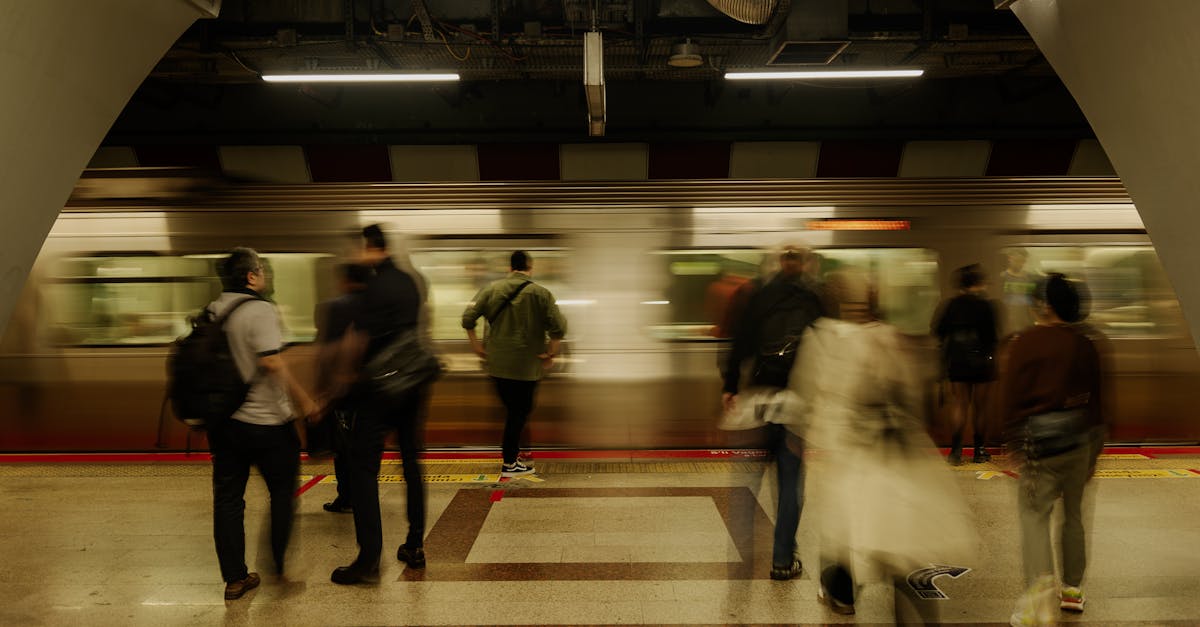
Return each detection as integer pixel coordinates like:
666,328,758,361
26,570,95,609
766,422,805,568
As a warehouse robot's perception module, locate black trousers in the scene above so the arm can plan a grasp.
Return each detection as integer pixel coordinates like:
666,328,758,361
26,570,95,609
344,389,426,567
491,376,538,465
210,420,300,583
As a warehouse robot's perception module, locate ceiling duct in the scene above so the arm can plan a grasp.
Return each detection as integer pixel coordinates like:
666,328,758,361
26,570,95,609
768,0,849,65
584,31,605,136
704,0,780,25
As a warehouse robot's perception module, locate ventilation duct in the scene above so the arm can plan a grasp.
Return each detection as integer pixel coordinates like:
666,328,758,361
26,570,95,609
704,0,780,25
769,0,849,65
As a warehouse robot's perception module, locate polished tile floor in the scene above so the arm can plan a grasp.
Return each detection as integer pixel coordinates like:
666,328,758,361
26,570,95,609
0,452,1198,625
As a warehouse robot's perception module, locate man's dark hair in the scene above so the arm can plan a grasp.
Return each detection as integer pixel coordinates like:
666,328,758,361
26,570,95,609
339,263,371,286
510,250,531,272
957,263,986,290
1036,273,1087,323
362,224,388,251
219,247,261,291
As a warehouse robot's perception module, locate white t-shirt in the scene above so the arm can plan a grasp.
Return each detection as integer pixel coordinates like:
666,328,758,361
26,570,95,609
209,292,293,426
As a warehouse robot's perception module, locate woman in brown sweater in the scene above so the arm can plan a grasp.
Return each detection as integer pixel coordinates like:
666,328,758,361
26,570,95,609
1003,273,1106,625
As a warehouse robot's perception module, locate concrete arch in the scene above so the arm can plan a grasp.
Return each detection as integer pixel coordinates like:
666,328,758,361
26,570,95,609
1013,0,1200,348
0,1,218,332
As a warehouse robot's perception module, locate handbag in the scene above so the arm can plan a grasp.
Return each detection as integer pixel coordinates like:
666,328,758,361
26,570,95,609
362,328,443,403
1024,408,1087,459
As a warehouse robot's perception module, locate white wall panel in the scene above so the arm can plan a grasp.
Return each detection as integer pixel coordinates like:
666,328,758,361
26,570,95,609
898,140,991,177
560,143,649,180
729,142,820,178
219,145,311,183
389,145,479,182
1067,139,1117,176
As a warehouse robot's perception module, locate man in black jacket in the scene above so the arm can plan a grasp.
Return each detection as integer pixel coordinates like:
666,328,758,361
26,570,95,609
330,225,430,584
721,246,824,581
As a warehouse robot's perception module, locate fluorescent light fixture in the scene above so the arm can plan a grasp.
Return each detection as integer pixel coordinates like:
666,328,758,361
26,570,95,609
262,73,460,83
725,69,923,80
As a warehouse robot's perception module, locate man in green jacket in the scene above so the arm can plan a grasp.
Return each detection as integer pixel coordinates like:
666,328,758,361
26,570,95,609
462,251,567,476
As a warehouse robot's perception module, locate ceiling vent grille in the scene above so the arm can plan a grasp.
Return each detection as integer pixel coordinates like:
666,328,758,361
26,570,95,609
768,41,849,65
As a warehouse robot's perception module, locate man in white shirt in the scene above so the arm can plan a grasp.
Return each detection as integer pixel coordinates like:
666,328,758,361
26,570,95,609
208,247,317,600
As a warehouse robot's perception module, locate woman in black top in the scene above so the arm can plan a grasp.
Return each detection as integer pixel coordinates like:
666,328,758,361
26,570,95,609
933,264,1000,465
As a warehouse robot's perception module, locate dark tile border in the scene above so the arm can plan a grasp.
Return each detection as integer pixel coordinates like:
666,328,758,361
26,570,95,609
404,487,775,581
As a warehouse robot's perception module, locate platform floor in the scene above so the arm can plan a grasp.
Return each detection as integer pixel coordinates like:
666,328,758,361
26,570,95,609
0,450,1198,626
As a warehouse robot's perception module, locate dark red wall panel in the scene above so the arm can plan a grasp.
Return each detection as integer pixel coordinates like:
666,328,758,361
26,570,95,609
815,141,903,177
648,142,731,179
985,139,1077,176
304,145,392,182
477,143,560,181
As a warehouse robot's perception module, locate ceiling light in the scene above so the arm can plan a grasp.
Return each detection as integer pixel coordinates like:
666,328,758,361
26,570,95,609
261,73,460,83
725,69,924,80
668,40,703,68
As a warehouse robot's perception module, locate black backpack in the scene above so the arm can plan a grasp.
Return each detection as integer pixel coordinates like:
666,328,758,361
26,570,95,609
168,297,262,429
753,282,821,387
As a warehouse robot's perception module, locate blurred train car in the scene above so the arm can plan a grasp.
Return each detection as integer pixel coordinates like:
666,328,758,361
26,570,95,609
0,170,1196,451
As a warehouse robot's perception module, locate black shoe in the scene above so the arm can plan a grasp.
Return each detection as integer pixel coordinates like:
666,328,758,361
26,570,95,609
330,561,379,585
972,447,992,463
323,499,352,513
947,448,964,466
397,544,426,569
770,558,802,580
818,584,855,615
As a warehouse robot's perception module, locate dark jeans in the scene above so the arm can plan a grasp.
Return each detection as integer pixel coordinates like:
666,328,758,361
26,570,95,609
491,376,538,464
210,420,300,583
344,389,426,567
765,422,804,568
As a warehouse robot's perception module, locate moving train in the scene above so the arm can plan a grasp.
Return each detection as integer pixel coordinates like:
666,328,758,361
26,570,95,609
1,170,1195,451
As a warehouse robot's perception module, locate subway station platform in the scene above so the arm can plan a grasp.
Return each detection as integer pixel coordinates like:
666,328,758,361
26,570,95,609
0,449,1198,626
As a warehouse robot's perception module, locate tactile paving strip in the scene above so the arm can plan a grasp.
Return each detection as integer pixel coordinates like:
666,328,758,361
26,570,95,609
0,459,766,478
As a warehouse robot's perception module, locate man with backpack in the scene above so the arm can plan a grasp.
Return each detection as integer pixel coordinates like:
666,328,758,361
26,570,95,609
721,245,824,581
204,247,318,600
462,250,567,477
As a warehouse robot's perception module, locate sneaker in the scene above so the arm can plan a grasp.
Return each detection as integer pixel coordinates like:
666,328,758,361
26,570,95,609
501,461,535,477
770,558,802,581
224,572,260,600
1010,575,1057,626
1061,585,1085,612
396,544,426,569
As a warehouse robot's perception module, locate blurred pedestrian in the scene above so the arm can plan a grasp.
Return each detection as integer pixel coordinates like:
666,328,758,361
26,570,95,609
722,245,823,580
933,264,1000,464
1004,274,1105,625
794,269,975,623
330,225,431,584
311,262,370,514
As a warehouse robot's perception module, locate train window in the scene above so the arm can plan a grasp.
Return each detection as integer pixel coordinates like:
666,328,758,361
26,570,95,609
646,250,768,341
410,249,573,342
814,248,940,335
648,248,939,340
46,252,332,346
1001,246,1181,337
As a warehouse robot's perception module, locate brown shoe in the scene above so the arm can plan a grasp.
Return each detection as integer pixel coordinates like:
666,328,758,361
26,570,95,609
225,572,260,600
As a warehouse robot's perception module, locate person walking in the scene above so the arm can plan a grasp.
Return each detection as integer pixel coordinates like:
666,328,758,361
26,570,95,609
1004,274,1106,626
207,247,318,599
462,251,567,477
721,246,824,580
330,225,431,584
